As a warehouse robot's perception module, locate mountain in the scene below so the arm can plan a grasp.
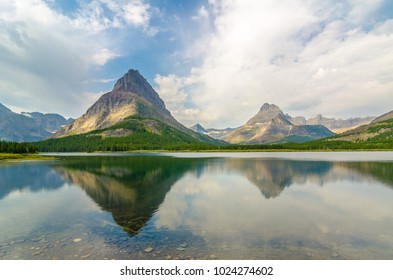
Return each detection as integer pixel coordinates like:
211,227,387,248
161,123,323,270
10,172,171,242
53,69,174,137
224,103,334,144
21,112,73,133
371,110,393,123
47,69,221,150
326,109,393,147
204,127,236,140
189,123,236,140
189,123,207,134
0,103,70,142
302,114,375,133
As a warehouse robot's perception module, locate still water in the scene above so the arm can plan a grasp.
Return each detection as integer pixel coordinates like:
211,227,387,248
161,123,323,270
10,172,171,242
1,152,393,260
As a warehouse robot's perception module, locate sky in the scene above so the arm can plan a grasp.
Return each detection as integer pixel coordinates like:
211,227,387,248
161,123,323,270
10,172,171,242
0,0,392,128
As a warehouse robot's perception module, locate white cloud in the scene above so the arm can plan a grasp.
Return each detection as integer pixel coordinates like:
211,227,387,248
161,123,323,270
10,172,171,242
348,0,384,23
122,1,150,27
154,74,201,125
90,48,119,66
0,0,151,117
73,0,151,31
154,74,187,107
160,0,393,128
192,5,209,21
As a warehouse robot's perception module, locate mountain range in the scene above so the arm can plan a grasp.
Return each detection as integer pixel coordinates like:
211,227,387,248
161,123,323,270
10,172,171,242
288,114,375,133
326,109,393,146
0,103,71,142
190,104,377,144
189,123,236,140
2,68,391,150
223,104,335,144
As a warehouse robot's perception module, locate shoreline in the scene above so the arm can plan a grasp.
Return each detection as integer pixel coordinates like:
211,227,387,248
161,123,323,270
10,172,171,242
0,153,56,162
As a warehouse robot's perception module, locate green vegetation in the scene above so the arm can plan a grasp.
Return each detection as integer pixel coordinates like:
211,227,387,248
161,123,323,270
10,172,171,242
0,153,54,161
35,116,218,152
32,116,393,152
0,141,38,153
0,141,51,161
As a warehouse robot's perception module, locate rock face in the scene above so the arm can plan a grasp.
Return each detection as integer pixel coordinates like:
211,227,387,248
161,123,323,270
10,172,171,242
54,70,181,137
331,109,393,142
371,110,393,124
304,114,375,133
224,103,334,144
22,112,73,133
113,69,169,114
0,103,70,142
246,103,285,126
53,69,218,144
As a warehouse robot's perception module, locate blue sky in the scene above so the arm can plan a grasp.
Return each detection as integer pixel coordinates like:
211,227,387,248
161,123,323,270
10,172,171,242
0,0,393,128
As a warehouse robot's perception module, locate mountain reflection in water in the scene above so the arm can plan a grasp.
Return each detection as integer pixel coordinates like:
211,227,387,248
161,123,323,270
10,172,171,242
1,155,393,259
53,156,206,235
50,157,393,236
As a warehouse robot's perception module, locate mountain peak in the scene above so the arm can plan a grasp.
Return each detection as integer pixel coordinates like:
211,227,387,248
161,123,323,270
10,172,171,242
113,69,144,92
189,123,207,134
225,103,334,144
259,103,281,112
246,103,284,125
112,69,168,113
53,69,197,138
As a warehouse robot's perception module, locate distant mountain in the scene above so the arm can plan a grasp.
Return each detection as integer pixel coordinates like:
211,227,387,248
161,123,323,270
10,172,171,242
0,103,70,142
21,112,73,133
204,127,236,140
50,69,221,149
299,114,375,133
327,109,393,146
224,103,334,144
196,106,374,141
189,123,207,134
189,123,236,140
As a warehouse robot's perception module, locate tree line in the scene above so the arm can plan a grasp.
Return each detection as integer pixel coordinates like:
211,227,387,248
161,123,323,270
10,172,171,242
0,141,38,153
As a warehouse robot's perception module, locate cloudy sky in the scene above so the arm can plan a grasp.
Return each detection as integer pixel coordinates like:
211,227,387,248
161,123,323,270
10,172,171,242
1,0,392,128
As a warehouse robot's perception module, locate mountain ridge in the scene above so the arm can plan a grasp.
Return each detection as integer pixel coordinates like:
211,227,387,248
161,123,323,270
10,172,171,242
191,104,375,142
219,103,334,144
0,103,70,142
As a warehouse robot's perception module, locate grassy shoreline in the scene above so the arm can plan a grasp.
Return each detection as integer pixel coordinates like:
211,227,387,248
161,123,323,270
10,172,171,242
2,149,392,161
0,153,56,161
40,148,393,154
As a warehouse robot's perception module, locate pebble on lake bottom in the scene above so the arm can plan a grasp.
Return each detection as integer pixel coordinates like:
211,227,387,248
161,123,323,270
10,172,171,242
73,238,82,243
144,247,153,253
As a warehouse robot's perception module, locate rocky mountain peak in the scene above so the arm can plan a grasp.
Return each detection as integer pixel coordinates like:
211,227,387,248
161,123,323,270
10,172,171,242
246,103,285,125
53,69,198,138
190,123,207,134
224,102,334,144
259,103,281,113
113,69,167,113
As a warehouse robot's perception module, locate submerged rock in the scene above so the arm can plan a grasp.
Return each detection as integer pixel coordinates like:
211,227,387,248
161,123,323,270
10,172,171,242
144,247,153,253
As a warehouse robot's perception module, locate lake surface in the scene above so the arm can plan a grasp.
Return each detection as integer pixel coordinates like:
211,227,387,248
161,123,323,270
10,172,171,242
1,152,393,260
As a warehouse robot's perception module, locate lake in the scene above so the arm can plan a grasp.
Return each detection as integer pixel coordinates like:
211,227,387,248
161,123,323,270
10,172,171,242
1,152,393,260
